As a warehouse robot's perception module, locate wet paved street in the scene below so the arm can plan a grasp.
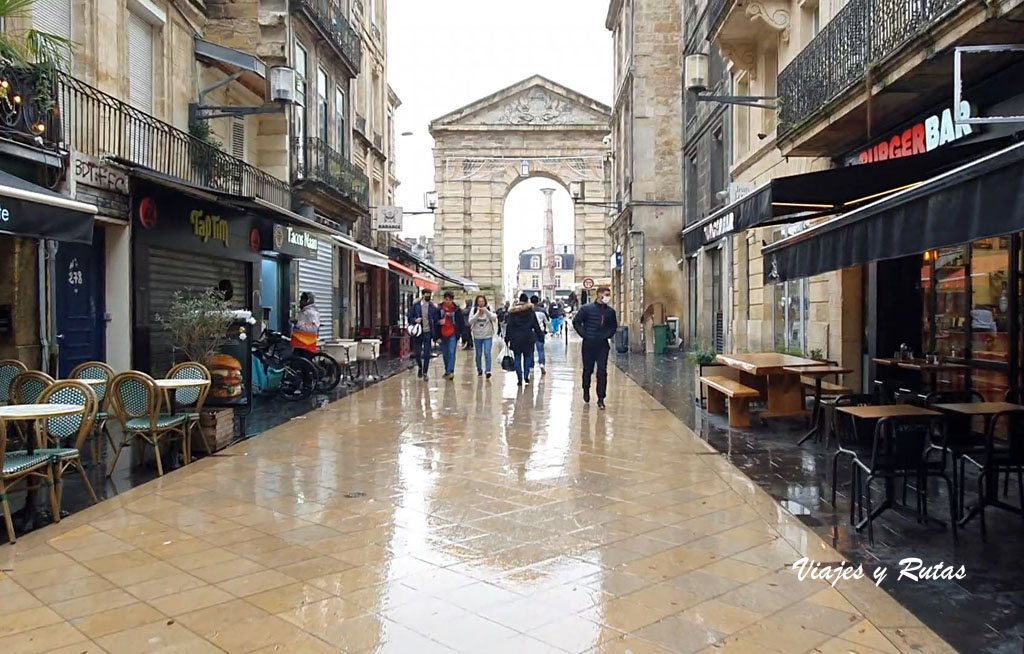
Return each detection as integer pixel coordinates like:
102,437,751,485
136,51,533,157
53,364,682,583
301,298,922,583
0,339,954,654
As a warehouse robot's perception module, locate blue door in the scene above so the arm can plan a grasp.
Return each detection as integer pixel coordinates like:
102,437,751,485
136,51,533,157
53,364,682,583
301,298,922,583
55,228,106,377
260,258,282,332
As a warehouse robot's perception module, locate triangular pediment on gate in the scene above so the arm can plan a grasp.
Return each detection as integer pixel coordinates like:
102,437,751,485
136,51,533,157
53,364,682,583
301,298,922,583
429,75,611,131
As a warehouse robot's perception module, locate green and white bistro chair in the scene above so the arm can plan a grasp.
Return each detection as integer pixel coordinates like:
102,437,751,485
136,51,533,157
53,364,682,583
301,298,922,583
34,380,99,510
0,416,59,545
165,362,212,459
70,361,116,464
0,360,28,405
10,371,54,405
107,372,187,478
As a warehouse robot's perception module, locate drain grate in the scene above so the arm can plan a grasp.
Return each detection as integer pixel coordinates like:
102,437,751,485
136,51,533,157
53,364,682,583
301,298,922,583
343,492,367,499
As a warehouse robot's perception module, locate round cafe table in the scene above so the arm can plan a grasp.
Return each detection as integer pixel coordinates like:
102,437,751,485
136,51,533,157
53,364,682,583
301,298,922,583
0,403,82,534
0,403,83,454
154,378,210,411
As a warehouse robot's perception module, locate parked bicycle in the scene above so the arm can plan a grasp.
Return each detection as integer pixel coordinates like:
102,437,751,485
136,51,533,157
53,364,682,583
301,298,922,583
251,330,318,401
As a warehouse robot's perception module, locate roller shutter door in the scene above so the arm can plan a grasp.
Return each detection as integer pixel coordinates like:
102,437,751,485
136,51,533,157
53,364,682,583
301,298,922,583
147,247,248,376
297,238,335,340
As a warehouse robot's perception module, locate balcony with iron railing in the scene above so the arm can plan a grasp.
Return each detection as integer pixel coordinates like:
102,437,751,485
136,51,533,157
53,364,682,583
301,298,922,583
291,136,370,213
777,0,972,149
0,67,293,208
292,0,362,77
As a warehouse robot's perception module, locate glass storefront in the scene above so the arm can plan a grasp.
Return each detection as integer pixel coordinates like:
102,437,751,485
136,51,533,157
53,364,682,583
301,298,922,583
920,236,1015,401
774,278,809,354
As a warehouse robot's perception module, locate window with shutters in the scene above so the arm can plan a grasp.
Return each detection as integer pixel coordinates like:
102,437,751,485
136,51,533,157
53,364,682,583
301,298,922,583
317,68,328,143
32,0,72,42
335,86,346,155
230,117,245,160
294,42,308,173
128,12,154,114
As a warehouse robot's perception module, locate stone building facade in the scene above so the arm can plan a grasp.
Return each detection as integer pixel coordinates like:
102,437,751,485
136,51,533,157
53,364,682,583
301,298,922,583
695,0,1024,392
606,0,685,351
681,0,731,352
516,245,577,300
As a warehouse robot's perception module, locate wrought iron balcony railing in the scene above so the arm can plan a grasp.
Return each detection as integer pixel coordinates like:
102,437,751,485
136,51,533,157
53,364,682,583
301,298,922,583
778,0,966,139
292,0,362,76
53,71,291,209
291,136,369,211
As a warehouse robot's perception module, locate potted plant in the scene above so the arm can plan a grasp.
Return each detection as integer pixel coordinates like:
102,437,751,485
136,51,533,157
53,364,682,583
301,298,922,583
686,344,720,403
156,289,235,367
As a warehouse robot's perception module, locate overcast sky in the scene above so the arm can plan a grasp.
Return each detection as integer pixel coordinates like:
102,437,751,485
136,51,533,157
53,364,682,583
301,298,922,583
388,0,612,282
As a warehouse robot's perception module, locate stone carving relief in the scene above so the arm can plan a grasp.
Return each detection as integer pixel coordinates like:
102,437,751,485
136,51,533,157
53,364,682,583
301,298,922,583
719,41,758,79
745,1,791,43
469,88,600,126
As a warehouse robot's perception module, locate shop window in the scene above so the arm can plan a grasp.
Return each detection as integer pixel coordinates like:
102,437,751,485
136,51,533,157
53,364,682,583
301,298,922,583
971,238,1010,400
774,278,809,355
687,257,697,345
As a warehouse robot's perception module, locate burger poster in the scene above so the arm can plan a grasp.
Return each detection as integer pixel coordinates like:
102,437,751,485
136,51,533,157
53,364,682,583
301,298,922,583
204,336,251,408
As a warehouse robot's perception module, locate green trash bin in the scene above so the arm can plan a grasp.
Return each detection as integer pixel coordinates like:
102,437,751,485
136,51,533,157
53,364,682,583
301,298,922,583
653,324,669,355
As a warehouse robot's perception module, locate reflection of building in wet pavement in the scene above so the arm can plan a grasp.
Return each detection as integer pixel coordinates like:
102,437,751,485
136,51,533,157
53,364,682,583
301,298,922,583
2,340,952,654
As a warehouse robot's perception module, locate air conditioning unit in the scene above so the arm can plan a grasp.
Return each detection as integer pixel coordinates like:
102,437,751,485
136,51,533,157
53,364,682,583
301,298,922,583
684,53,709,93
269,66,300,105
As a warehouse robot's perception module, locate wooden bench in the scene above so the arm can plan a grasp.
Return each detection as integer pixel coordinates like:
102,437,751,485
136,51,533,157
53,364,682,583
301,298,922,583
700,376,760,427
801,377,853,396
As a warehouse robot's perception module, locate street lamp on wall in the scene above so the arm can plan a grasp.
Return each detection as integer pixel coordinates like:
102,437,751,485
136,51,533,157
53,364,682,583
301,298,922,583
685,53,778,110
520,160,530,177
569,181,622,212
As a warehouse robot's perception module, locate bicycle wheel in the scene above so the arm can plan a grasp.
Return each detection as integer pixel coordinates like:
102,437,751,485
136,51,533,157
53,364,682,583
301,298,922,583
278,356,317,401
313,352,342,392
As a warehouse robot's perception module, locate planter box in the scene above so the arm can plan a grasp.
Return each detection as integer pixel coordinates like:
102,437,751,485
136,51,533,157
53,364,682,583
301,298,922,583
194,409,234,453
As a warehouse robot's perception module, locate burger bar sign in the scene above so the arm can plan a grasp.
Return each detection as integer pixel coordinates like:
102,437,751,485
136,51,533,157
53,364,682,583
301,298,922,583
849,101,974,165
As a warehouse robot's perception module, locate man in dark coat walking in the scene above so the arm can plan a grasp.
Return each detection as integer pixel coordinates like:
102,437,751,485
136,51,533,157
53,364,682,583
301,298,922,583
504,293,545,386
572,286,618,409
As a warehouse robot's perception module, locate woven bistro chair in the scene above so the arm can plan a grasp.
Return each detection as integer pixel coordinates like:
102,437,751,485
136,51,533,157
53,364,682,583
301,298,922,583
11,371,55,405
32,381,99,509
70,361,115,463
165,362,211,459
107,372,187,478
0,360,28,405
0,416,60,544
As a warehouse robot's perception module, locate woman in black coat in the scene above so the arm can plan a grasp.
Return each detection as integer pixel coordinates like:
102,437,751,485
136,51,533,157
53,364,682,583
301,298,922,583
504,294,544,386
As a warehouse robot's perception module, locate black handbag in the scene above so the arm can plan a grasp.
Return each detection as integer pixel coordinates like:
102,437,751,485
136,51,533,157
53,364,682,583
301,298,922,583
500,342,515,371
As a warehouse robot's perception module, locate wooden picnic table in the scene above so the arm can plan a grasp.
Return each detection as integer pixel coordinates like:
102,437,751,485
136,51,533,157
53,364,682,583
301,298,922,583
716,353,817,419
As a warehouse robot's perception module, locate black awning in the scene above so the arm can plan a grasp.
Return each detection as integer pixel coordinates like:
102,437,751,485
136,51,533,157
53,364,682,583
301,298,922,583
0,170,97,243
681,137,1012,254
762,139,1024,283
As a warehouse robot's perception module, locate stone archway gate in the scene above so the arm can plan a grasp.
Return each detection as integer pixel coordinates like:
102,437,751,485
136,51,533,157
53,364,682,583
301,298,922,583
429,76,613,302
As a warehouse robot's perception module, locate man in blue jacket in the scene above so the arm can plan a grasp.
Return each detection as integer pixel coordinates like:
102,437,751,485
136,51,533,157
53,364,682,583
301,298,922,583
572,286,618,409
409,288,440,380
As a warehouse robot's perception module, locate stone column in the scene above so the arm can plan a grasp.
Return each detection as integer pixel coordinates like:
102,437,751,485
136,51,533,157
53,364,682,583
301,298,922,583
541,188,556,299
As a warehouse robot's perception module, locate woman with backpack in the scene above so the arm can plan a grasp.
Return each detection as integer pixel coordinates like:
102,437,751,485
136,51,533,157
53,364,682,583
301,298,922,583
437,291,465,380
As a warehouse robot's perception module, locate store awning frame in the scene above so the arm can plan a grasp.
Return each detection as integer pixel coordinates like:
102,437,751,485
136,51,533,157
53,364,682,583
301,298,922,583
0,169,97,244
331,234,389,269
762,138,1024,283
387,259,417,277
682,137,1015,255
391,247,481,292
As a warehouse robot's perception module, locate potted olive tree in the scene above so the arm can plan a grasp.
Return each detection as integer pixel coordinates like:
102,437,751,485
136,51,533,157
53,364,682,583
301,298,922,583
157,289,235,367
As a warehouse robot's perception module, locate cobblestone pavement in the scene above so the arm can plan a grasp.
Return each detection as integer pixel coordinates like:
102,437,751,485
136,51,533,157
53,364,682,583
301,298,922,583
0,339,954,653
